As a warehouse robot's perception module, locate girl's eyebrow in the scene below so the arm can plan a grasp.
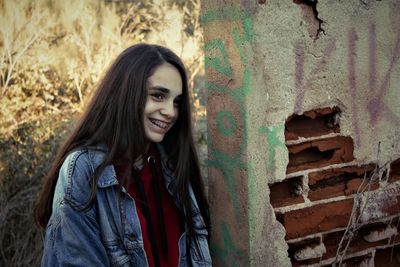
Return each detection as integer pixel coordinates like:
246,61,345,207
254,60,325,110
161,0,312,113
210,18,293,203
148,86,170,94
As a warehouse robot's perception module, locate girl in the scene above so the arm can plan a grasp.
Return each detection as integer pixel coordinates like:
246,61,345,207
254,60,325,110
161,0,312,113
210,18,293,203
34,44,211,267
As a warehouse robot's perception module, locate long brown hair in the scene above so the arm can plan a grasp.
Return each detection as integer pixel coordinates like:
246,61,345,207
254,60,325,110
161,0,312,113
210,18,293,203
33,43,209,239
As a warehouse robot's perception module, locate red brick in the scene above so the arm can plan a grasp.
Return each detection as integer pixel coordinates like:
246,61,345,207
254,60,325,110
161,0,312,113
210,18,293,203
282,199,354,239
360,184,400,223
288,237,323,266
269,176,304,208
333,253,373,267
322,230,345,260
323,219,400,261
307,165,378,201
286,136,354,174
344,178,379,195
285,107,341,141
389,159,400,183
346,224,392,254
308,165,375,185
374,244,400,267
308,183,347,201
392,217,400,244
322,231,376,266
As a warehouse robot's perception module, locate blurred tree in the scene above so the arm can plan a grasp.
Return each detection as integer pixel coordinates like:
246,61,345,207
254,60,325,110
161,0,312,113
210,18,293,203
0,0,206,266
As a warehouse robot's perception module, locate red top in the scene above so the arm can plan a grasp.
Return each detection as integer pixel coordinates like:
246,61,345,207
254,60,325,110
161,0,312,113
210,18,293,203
114,147,182,267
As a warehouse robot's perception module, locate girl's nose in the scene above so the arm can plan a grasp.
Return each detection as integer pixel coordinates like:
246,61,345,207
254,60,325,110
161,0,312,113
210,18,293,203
160,100,175,118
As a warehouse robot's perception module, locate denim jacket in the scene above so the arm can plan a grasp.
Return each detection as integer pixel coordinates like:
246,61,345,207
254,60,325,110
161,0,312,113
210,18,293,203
41,144,212,267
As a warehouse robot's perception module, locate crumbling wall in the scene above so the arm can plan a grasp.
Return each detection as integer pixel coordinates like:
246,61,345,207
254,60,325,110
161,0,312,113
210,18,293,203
202,0,400,266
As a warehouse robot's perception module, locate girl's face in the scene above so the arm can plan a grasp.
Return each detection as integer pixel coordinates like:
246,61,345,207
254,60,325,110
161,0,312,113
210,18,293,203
143,63,183,143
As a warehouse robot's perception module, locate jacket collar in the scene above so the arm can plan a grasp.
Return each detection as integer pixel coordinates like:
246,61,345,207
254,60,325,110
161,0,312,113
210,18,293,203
86,143,176,190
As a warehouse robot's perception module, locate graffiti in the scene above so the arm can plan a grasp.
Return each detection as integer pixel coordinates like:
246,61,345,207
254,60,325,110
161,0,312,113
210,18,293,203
348,23,400,146
366,23,400,124
205,39,233,78
258,124,286,170
202,5,253,266
293,40,336,113
348,28,361,147
203,6,252,214
211,223,249,267
292,22,399,148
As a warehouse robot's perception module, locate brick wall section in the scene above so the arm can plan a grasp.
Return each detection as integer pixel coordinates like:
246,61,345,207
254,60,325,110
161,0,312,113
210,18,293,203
285,107,341,141
282,198,354,239
287,136,354,173
389,159,400,183
374,244,400,266
268,107,400,266
308,164,378,201
269,176,304,208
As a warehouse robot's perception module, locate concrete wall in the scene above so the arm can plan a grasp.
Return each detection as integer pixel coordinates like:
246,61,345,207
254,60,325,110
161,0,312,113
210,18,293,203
202,0,400,266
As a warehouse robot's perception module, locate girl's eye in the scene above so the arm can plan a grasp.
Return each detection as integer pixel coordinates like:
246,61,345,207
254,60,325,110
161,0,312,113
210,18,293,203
151,93,164,101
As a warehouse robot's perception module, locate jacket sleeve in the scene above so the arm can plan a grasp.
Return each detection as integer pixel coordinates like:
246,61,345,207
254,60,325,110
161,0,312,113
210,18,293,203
41,150,110,267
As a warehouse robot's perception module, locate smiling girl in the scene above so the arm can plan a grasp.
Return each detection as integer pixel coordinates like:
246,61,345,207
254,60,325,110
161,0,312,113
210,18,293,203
34,44,211,267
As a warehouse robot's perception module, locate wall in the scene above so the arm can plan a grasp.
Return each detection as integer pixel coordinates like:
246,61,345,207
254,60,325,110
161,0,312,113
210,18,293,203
202,0,400,266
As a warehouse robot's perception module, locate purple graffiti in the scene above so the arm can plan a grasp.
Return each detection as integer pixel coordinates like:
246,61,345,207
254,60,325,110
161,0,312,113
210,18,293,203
348,28,361,147
349,23,400,147
367,23,400,124
294,40,336,113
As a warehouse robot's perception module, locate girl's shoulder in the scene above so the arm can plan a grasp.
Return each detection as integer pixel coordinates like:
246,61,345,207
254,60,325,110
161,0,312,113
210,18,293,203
56,145,113,208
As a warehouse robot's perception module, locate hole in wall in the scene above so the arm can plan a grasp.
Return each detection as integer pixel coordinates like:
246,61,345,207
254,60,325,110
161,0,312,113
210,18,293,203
286,107,341,141
293,0,325,40
269,176,304,208
289,146,336,167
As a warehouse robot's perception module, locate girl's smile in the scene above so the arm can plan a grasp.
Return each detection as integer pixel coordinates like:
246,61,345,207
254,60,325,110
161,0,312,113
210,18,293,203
144,63,182,143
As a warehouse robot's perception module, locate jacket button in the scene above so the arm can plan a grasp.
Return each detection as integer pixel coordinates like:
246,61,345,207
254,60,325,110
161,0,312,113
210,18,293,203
128,233,136,241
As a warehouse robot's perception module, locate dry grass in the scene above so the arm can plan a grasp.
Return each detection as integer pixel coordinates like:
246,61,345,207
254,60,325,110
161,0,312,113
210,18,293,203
0,0,206,266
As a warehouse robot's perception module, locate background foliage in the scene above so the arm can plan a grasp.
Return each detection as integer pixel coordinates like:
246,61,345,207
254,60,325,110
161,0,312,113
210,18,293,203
0,0,206,266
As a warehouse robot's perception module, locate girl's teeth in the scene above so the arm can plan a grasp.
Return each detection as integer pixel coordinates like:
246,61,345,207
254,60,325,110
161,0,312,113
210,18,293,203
151,119,168,129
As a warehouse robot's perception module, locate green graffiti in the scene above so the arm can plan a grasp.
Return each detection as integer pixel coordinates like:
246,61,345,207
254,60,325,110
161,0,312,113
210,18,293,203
204,5,253,209
207,148,247,220
203,6,254,264
203,6,253,99
258,125,286,169
211,223,250,266
216,110,237,137
205,39,233,77
201,7,253,42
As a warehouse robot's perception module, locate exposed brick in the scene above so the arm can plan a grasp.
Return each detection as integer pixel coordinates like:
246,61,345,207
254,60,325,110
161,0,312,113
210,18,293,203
344,178,379,196
319,253,374,267
392,217,400,244
374,244,400,267
322,230,345,260
323,219,400,261
389,159,400,183
286,136,354,174
308,165,375,185
346,223,393,254
269,176,304,208
307,165,378,201
321,234,371,267
332,253,373,267
282,199,354,239
285,107,341,141
362,223,398,243
360,183,400,223
288,237,323,266
308,183,347,201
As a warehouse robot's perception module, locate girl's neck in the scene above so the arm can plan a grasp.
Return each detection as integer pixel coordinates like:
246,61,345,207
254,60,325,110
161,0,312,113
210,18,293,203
133,142,152,169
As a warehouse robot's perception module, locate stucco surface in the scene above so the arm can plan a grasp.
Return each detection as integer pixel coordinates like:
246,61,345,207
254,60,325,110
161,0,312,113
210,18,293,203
202,0,400,266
